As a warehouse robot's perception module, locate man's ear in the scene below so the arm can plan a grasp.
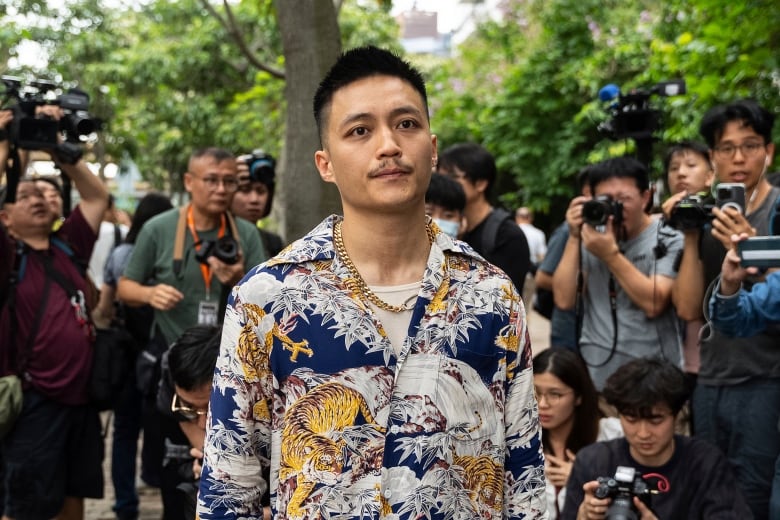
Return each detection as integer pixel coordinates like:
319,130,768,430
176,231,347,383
0,208,9,228
315,150,336,184
475,178,489,196
183,172,194,193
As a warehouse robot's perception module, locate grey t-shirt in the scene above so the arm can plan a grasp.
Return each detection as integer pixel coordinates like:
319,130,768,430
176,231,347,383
579,219,684,390
698,186,780,385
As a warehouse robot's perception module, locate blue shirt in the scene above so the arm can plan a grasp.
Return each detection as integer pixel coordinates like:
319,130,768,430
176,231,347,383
197,216,547,519
710,271,780,337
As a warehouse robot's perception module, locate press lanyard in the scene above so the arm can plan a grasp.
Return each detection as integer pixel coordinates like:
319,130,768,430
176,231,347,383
186,205,226,299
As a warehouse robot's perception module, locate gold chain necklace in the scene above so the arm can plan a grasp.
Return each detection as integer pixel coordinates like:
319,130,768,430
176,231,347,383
333,220,435,313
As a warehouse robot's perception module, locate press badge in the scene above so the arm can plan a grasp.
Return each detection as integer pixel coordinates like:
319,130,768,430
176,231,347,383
198,300,219,325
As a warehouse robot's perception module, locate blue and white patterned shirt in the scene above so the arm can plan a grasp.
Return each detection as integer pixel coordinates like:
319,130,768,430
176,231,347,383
197,216,547,519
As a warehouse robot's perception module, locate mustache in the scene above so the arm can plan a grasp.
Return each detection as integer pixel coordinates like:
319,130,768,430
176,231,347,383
368,160,413,176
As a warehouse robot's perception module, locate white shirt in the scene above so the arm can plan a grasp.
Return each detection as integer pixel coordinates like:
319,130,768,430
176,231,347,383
518,222,547,264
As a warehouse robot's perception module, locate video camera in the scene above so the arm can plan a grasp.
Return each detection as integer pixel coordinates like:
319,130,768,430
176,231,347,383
1,75,100,150
667,183,745,231
597,79,686,167
583,195,624,228
594,466,654,520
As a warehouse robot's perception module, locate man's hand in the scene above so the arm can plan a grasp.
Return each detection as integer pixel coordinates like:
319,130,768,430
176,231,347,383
148,283,185,310
718,232,759,296
545,450,575,488
711,206,755,250
633,496,659,520
566,196,589,239
576,480,611,520
190,447,204,480
581,216,620,261
661,190,687,221
207,255,245,286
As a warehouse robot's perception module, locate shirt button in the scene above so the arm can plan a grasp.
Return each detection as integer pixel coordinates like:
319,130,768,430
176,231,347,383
383,489,392,499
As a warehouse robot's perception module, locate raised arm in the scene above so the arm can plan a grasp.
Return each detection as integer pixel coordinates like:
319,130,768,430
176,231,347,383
552,197,588,311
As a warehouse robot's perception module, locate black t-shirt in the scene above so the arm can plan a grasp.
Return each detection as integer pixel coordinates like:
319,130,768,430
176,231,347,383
462,209,530,294
562,436,751,520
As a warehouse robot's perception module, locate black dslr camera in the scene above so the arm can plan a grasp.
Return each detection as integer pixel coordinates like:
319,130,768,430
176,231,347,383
194,236,240,265
582,195,624,228
594,466,653,520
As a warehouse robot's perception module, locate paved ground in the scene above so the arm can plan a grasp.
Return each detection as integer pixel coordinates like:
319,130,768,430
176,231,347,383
83,311,551,519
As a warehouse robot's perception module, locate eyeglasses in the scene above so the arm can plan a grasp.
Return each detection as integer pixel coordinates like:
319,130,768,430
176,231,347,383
534,389,574,405
712,141,765,159
194,175,240,193
171,393,208,421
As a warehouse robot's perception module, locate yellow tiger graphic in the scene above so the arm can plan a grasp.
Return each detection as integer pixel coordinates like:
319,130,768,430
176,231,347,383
453,454,503,514
236,303,314,384
280,381,380,518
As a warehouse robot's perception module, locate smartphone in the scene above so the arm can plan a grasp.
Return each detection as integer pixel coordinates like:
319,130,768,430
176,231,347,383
715,183,746,214
737,236,780,268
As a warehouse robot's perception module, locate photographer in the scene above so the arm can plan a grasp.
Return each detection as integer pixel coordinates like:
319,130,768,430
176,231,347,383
660,141,714,379
562,358,750,520
155,325,220,520
230,150,285,257
552,156,684,390
1,106,109,520
117,147,266,346
672,100,780,520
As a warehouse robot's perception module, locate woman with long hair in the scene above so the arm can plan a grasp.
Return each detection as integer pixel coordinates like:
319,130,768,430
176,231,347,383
533,348,622,518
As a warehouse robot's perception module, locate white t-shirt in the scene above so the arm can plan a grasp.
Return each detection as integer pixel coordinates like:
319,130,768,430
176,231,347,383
88,221,128,287
518,222,547,264
370,281,420,356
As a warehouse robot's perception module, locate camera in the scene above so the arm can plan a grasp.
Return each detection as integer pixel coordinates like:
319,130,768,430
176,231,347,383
242,150,276,183
582,195,624,227
594,466,653,520
668,193,715,230
194,236,240,265
1,75,100,150
668,183,745,231
597,79,686,167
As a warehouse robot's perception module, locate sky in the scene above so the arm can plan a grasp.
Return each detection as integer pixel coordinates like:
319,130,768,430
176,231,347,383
390,0,504,43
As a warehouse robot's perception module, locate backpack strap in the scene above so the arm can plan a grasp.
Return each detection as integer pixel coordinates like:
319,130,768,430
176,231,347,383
481,208,512,258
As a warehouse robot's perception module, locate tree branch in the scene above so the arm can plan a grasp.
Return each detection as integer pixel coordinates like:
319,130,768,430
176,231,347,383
197,0,285,80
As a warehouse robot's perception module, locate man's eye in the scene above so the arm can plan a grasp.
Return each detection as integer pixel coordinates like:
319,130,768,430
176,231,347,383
350,127,368,136
399,119,417,129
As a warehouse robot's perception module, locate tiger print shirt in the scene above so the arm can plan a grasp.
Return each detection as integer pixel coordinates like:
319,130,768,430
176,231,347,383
197,215,548,520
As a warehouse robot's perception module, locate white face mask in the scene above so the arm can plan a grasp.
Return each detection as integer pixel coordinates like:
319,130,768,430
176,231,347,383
434,218,460,238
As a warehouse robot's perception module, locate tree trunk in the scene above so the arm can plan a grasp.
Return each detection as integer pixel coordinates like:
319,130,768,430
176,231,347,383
275,0,342,244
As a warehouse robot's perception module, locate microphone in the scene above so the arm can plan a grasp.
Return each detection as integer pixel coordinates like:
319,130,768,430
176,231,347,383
599,84,621,102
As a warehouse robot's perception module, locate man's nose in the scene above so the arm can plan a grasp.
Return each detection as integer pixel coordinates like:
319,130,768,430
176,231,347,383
376,126,402,157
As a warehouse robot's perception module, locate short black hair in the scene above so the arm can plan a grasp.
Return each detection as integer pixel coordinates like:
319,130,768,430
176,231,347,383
602,358,690,418
699,99,774,148
425,173,465,213
437,142,498,196
662,140,711,175
588,156,650,194
313,46,428,147
188,147,235,173
125,192,173,244
168,325,222,391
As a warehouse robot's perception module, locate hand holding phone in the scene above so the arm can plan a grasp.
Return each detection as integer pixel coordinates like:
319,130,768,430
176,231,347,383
715,183,746,214
737,236,780,268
